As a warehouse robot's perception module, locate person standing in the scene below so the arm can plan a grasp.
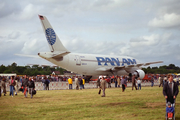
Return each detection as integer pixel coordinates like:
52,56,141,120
132,74,137,90
45,77,50,90
1,77,6,96
97,77,101,94
159,74,164,87
100,77,107,97
163,74,179,104
150,75,154,87
9,76,16,97
14,77,19,95
42,77,46,90
22,75,29,98
117,76,121,88
97,78,101,88
68,77,73,89
137,78,141,90
75,76,79,90
79,77,83,90
107,77,111,88
121,76,127,92
28,77,35,98
163,75,167,86
82,78,85,89
114,76,117,88
175,76,179,86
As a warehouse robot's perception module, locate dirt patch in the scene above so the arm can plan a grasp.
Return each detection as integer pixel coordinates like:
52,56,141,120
146,102,165,108
106,102,131,106
92,102,131,107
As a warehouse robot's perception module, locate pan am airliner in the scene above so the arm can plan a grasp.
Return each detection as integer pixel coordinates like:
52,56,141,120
38,15,163,80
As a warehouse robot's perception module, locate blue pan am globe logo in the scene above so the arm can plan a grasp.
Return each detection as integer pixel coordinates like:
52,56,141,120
46,28,56,45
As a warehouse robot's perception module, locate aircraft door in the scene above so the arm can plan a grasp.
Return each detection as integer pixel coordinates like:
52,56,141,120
75,55,81,65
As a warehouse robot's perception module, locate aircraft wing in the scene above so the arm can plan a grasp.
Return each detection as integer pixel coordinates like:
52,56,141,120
95,61,163,72
26,64,58,68
143,61,163,66
15,54,40,58
115,61,163,68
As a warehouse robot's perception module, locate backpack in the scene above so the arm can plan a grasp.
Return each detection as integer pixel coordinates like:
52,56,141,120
32,90,36,95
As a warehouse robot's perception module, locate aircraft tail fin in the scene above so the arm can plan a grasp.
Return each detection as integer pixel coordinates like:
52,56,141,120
38,15,70,53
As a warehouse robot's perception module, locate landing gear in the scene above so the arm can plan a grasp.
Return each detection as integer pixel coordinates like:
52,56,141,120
83,75,92,83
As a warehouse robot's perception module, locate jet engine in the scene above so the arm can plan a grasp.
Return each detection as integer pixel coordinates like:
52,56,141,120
133,69,145,79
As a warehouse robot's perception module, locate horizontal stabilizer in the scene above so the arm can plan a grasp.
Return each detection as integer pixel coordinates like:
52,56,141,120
51,51,69,59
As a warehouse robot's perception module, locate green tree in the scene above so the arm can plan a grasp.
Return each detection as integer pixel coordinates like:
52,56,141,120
0,64,6,73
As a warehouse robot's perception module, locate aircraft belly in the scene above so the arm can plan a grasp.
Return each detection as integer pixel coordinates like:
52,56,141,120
117,70,129,76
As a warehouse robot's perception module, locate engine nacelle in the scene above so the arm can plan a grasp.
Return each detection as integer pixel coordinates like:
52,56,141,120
133,69,145,79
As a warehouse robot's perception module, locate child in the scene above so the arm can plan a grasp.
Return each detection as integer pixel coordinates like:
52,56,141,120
166,102,174,118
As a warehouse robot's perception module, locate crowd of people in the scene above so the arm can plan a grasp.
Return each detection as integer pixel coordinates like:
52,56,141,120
96,75,141,97
67,76,85,90
0,74,179,98
0,75,35,98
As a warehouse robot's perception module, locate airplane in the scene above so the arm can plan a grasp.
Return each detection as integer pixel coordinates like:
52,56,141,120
37,15,162,80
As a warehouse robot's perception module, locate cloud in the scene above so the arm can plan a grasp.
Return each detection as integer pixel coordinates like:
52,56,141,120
130,34,160,47
62,36,126,56
18,4,39,20
123,33,173,59
8,31,20,39
0,0,21,18
148,13,180,28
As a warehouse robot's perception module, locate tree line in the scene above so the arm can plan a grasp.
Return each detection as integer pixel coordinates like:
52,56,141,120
142,64,180,74
0,62,66,76
0,62,180,76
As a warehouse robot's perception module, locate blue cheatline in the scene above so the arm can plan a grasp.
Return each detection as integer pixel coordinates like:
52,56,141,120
46,28,56,45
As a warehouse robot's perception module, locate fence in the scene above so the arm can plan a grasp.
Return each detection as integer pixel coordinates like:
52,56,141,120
3,80,160,91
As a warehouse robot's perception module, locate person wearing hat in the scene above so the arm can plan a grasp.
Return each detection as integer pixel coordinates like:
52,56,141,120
163,74,179,104
166,102,174,113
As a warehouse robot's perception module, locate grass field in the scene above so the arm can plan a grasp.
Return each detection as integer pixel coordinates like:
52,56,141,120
0,86,180,120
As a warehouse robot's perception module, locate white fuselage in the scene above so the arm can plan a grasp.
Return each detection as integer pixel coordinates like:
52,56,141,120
39,52,140,78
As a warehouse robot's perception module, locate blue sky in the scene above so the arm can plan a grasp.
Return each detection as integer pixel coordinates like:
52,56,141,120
0,0,180,67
